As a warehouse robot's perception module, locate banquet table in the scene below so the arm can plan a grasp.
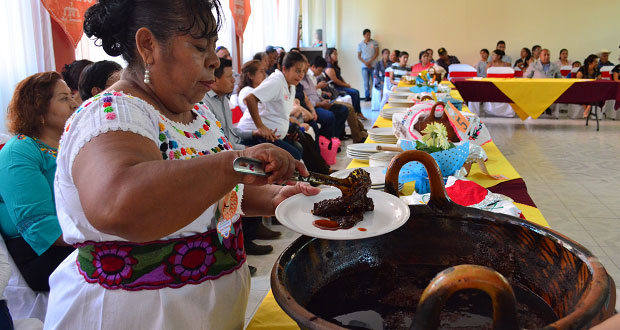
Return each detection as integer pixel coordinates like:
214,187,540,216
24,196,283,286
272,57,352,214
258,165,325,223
245,82,549,330
453,78,620,130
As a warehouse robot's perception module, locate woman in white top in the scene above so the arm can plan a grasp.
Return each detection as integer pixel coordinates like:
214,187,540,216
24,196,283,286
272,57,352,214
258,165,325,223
44,1,319,329
554,48,572,68
237,60,267,113
237,52,307,160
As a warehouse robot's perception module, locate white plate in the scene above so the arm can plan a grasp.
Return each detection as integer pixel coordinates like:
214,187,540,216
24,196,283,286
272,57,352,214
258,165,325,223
331,167,387,186
368,127,395,136
275,187,410,240
393,86,413,93
388,100,416,107
347,143,397,153
390,92,415,99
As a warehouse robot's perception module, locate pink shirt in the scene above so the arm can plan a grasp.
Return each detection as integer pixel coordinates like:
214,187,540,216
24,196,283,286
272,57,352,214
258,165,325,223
411,62,433,74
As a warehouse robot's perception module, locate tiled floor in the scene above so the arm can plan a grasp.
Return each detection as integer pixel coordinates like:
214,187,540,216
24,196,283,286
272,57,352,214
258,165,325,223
244,104,620,326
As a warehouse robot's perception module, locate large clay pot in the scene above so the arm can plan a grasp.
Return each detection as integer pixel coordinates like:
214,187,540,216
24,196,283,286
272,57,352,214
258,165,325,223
271,151,616,329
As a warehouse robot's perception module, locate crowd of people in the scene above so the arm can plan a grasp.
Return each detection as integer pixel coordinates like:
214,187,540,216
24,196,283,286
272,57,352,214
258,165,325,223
354,29,620,109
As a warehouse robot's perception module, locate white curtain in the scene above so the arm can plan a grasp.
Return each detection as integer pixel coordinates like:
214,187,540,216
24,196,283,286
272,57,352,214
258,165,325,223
241,0,299,63
0,0,55,133
215,3,239,73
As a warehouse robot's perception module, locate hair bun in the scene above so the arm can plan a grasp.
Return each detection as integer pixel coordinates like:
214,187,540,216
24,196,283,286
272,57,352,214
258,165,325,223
83,0,134,57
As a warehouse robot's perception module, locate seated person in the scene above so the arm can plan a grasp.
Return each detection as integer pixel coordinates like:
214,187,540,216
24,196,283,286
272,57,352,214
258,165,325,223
554,48,572,68
202,58,280,259
412,50,434,75
598,49,614,69
612,61,620,81
576,54,601,79
61,59,93,104
253,52,270,72
215,46,232,60
389,49,400,63
514,47,532,72
301,57,349,141
496,40,512,65
436,47,460,73
389,51,411,85
566,61,582,78
324,48,366,120
0,72,77,292
78,60,122,101
239,60,267,114
475,49,489,77
237,52,307,160
426,48,435,63
525,49,561,78
487,49,510,69
373,48,392,93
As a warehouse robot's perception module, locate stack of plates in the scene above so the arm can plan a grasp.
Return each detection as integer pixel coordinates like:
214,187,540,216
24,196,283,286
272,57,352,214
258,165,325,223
331,167,404,191
368,127,397,143
390,92,414,100
393,86,413,93
388,99,416,107
379,107,408,120
369,151,400,167
346,143,397,160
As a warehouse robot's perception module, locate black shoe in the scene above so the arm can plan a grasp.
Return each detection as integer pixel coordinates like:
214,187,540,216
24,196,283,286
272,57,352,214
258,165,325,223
245,241,273,255
271,216,281,226
255,222,281,240
364,97,371,102
249,265,257,276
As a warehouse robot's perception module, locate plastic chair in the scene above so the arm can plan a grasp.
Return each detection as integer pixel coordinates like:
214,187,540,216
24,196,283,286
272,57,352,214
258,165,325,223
486,66,515,78
447,64,477,81
0,236,48,323
371,76,383,111
600,66,613,80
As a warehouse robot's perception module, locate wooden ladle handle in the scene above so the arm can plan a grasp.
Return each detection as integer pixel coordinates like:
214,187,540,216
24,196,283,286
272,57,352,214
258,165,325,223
411,264,519,330
384,150,449,205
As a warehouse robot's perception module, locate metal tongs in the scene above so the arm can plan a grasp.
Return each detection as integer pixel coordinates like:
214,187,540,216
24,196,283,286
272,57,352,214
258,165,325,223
232,157,353,188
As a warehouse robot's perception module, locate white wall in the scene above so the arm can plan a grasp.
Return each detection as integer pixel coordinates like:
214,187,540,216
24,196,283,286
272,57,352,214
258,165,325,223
333,0,620,91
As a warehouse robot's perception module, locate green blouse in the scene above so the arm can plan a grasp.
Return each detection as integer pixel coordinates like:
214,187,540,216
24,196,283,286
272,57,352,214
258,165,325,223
0,134,61,255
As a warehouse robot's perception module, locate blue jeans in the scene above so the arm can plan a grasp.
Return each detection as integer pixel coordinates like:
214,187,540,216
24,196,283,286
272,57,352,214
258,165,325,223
315,107,336,138
361,67,374,99
240,138,302,160
0,300,14,330
326,104,349,138
336,86,361,114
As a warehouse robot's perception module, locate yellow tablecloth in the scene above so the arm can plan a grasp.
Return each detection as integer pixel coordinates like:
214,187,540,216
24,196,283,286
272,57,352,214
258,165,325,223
246,82,548,330
472,78,589,120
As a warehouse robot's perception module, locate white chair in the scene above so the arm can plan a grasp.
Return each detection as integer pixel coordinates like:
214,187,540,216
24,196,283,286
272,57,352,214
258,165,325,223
0,236,48,323
479,67,516,117
447,64,476,81
371,76,383,111
600,66,613,80
379,69,394,110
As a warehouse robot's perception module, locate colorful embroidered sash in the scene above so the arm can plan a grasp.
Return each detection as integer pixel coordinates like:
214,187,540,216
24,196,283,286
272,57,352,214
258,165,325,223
75,221,245,291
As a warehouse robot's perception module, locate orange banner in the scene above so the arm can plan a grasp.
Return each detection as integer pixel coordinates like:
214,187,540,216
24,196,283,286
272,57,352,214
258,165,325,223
41,0,92,48
230,0,251,40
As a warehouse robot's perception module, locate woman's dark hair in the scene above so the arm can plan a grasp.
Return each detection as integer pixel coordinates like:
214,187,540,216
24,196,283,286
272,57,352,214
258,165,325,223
277,51,286,70
559,48,568,59
419,50,427,60
83,0,223,65
214,57,232,78
78,60,123,100
492,49,504,60
325,47,338,69
7,72,62,137
61,59,93,91
282,51,306,70
311,56,327,69
239,60,262,90
381,48,390,55
399,51,409,58
289,47,301,53
253,52,266,61
480,48,489,56
521,47,532,63
532,45,541,52
394,50,401,58
583,54,599,69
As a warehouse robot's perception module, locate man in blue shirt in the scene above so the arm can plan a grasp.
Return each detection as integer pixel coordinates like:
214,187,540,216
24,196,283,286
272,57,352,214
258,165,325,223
357,29,379,102
598,49,615,69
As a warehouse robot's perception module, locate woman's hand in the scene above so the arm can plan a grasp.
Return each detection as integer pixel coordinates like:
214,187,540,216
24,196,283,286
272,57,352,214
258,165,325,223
272,182,321,209
238,144,307,185
301,108,314,122
256,124,277,142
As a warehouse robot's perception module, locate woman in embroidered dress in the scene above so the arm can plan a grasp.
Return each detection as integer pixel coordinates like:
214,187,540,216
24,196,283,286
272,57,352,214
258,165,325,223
44,1,319,329
0,72,77,294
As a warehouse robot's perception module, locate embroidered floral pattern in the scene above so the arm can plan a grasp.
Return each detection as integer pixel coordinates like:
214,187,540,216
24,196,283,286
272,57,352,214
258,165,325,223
75,221,245,290
102,95,116,120
169,236,216,282
17,134,58,158
91,244,138,286
157,103,233,160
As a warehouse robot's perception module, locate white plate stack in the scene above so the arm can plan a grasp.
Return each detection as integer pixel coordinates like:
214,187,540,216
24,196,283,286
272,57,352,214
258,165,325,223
379,107,408,120
346,143,397,161
369,151,400,167
388,99,416,107
368,127,397,144
390,92,415,100
331,167,404,191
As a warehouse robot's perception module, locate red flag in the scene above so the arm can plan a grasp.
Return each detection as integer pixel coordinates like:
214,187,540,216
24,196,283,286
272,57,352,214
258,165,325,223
41,0,92,48
229,0,251,40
